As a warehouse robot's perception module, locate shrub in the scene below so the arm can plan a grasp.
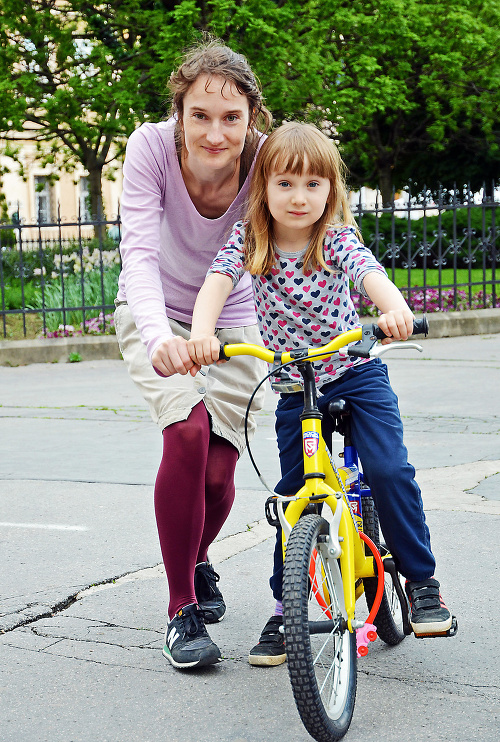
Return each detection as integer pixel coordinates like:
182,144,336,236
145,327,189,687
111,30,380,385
44,313,115,338
0,228,16,248
1,237,120,282
1,278,38,309
29,267,119,331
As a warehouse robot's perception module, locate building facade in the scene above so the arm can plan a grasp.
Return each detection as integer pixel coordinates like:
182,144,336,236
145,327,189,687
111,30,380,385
1,126,123,240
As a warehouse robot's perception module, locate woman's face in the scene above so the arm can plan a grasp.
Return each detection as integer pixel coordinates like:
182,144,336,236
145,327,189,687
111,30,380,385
180,74,251,174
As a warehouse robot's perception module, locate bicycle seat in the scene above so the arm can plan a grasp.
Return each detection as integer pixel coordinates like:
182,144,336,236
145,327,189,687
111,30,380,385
327,398,350,416
328,398,352,437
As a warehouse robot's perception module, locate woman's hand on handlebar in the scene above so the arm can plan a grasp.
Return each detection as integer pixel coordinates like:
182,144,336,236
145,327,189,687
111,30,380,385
377,308,415,345
187,334,221,367
152,336,200,377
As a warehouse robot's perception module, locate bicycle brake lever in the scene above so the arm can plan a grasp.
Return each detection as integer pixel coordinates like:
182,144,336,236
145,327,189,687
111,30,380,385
369,342,423,358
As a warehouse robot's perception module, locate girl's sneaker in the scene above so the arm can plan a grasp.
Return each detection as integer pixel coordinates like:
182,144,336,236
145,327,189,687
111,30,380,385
405,578,452,636
248,615,286,666
163,604,222,669
194,560,226,623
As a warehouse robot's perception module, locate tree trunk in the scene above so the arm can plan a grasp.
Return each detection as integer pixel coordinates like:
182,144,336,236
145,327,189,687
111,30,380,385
377,165,394,208
87,164,106,241
0,168,9,221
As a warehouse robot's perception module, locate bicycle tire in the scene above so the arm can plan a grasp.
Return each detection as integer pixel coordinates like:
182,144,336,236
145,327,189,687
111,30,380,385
283,514,357,742
361,496,406,645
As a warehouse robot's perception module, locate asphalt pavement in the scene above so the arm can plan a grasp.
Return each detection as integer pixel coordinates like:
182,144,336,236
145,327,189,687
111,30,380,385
1,333,500,742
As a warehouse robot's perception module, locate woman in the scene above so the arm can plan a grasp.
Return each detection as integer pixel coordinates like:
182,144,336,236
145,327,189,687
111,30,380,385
114,40,271,670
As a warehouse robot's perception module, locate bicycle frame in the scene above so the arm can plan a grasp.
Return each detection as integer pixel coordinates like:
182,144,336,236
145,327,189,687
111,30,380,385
221,324,389,633
273,361,378,633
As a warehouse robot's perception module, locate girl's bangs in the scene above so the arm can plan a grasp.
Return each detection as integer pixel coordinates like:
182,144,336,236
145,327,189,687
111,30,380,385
267,131,334,179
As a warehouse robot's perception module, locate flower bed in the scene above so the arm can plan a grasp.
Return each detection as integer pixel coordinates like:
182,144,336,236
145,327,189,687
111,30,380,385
355,287,500,316
42,312,115,338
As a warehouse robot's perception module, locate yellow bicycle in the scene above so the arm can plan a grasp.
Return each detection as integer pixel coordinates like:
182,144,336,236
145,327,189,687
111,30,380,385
220,319,457,741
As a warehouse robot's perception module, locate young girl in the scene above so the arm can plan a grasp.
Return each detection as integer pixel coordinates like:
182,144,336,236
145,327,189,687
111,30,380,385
188,122,452,666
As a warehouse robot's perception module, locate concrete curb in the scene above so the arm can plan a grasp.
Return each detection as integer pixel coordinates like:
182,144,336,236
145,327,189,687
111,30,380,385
0,334,121,366
418,307,500,338
1,308,500,366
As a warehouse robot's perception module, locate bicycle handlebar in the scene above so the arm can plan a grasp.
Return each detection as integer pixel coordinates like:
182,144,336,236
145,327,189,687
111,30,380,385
219,317,429,365
372,316,428,340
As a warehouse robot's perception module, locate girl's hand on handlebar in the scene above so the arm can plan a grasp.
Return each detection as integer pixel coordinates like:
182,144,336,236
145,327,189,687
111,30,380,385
152,336,200,377
187,335,221,367
377,309,414,344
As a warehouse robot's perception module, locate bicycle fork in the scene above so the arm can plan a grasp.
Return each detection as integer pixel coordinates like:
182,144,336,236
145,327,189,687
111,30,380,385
277,493,380,630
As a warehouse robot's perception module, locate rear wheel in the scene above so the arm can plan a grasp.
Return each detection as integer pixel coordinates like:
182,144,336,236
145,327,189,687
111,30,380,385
362,496,406,645
283,514,357,742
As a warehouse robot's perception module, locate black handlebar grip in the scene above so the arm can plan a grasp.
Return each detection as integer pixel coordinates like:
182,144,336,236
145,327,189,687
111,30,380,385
372,316,429,340
413,316,429,336
219,343,229,361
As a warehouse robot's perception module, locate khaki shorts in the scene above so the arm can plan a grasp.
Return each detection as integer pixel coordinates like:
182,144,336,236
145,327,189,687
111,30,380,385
114,303,267,454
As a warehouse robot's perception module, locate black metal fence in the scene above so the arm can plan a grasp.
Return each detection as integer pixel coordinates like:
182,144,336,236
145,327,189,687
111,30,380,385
1,208,121,339
352,183,499,315
1,184,499,340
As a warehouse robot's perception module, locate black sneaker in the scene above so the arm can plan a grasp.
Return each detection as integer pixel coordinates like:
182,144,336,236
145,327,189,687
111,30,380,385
163,604,222,669
194,560,226,624
405,578,452,636
248,615,286,666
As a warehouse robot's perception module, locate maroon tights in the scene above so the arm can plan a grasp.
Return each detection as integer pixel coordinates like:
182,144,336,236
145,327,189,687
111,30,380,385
154,401,238,619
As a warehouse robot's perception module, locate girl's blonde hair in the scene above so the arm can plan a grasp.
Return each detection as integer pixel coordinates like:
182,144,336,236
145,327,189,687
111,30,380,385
245,122,359,275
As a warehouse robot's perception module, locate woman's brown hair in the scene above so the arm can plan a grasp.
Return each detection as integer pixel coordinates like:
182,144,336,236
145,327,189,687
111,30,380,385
168,39,272,182
244,122,359,276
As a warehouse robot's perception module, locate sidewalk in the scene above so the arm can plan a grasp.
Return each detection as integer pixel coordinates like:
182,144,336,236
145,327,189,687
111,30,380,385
1,332,499,741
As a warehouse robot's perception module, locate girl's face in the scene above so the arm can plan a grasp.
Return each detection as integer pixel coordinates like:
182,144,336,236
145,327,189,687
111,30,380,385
266,159,331,240
180,74,251,175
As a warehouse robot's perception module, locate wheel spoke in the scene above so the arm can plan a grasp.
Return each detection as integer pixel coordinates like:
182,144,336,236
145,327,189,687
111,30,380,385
283,515,357,739
362,496,407,646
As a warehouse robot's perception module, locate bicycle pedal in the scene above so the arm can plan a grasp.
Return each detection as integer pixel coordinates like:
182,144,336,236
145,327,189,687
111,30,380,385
264,496,281,528
413,615,458,639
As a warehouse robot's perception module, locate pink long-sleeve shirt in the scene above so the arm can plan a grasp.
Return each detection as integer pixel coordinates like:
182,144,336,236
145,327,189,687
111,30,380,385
117,119,261,360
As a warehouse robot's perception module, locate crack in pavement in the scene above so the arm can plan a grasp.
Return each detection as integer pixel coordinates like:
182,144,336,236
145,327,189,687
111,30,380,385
418,459,500,513
0,518,274,635
2,642,170,674
29,619,162,649
0,569,150,634
5,631,498,697
358,668,499,698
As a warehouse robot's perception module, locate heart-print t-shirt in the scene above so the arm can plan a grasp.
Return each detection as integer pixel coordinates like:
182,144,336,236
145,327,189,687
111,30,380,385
208,222,387,387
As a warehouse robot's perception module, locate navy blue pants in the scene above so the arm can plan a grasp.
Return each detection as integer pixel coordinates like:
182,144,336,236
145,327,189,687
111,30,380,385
270,359,435,601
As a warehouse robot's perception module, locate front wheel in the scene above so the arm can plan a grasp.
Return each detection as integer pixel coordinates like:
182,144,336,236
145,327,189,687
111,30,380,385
283,514,357,742
362,496,406,645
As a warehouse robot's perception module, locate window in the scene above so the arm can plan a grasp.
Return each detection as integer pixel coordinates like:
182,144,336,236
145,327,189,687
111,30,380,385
79,176,91,221
34,176,52,224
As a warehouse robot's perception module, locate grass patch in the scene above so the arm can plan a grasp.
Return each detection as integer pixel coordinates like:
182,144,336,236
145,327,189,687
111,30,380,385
1,313,44,340
389,268,497,290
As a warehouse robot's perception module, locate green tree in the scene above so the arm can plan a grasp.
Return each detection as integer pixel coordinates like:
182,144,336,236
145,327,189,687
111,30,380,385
311,0,500,203
1,0,498,215
146,0,500,201
0,0,158,220
146,0,321,122
0,0,319,219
